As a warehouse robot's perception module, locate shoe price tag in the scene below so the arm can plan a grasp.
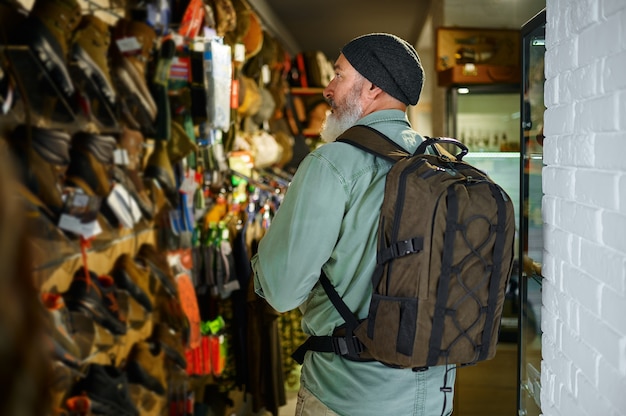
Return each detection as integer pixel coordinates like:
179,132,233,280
115,37,142,54
58,189,103,238
180,170,197,195
261,64,271,85
113,148,130,165
106,183,143,229
233,43,246,64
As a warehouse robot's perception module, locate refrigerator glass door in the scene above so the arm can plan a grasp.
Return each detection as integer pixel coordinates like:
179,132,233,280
518,9,546,416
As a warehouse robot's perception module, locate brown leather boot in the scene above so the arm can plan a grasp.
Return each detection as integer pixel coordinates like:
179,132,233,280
116,127,155,219
9,125,71,219
119,126,145,172
109,18,158,135
70,14,118,130
168,120,197,164
66,132,117,198
144,139,178,204
109,253,156,313
7,0,81,120
126,341,167,395
29,0,82,59
135,243,178,298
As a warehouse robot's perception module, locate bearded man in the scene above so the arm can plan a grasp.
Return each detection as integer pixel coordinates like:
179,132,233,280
251,33,456,416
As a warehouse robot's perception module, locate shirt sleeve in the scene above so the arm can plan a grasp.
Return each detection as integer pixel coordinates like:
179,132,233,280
252,150,348,312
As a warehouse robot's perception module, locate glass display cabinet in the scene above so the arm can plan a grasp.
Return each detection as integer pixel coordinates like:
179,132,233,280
518,9,546,416
447,82,522,347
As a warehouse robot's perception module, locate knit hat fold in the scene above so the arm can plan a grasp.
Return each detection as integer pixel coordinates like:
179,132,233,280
341,33,424,106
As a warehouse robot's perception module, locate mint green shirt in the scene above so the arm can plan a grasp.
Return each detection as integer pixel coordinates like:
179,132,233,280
252,109,455,416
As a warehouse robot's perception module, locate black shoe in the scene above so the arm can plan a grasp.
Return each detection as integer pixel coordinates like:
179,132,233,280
109,253,154,313
72,364,139,416
135,243,178,297
41,292,83,369
63,269,127,335
10,125,71,220
126,341,166,396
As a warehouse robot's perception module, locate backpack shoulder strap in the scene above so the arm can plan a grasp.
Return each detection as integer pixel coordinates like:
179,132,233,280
336,125,409,163
291,271,366,365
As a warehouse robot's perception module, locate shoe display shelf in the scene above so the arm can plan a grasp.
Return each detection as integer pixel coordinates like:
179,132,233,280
31,217,158,294
26,196,188,414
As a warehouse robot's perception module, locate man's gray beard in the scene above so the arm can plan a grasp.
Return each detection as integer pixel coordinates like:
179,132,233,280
319,94,363,143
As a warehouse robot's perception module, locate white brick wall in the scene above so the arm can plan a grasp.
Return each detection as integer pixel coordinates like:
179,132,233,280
542,0,626,415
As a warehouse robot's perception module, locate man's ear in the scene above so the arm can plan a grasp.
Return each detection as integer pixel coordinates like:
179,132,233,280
364,83,384,100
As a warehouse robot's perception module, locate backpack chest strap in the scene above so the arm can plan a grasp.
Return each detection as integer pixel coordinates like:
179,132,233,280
379,236,424,263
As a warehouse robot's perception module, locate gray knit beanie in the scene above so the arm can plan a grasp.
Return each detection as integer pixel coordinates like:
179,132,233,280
341,33,424,106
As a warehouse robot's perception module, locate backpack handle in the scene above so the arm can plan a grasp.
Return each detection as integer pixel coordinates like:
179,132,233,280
417,137,469,161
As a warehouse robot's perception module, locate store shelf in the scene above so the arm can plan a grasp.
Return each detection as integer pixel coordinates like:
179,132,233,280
290,87,325,95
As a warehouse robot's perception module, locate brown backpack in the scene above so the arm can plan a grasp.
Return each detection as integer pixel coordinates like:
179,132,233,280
293,125,516,370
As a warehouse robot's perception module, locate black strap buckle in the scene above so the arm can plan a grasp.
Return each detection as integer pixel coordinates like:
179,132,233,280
331,336,365,358
380,236,424,264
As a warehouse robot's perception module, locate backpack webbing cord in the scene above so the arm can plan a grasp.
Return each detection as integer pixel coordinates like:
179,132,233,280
427,182,510,366
291,272,366,365
477,183,509,361
426,186,459,366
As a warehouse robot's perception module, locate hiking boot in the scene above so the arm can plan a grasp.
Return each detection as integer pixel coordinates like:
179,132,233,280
111,19,156,80
153,291,190,344
70,14,117,130
137,245,188,336
69,311,102,360
111,165,155,221
150,323,187,369
126,341,167,395
15,181,57,224
144,139,178,204
135,243,178,297
63,269,127,335
29,0,82,60
109,18,157,135
71,364,139,416
111,128,150,216
95,274,128,329
168,120,198,164
146,176,170,219
109,253,155,313
9,125,71,220
41,292,82,369
50,360,76,411
66,133,117,198
8,0,81,109
118,127,145,172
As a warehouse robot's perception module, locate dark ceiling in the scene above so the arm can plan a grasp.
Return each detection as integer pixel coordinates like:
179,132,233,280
251,0,545,60
254,0,433,60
